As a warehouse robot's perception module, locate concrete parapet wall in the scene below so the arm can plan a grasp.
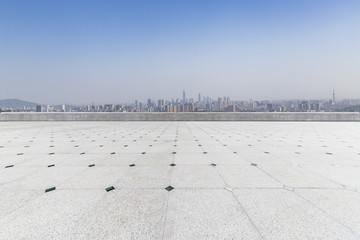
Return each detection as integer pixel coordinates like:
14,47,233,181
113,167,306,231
0,112,360,121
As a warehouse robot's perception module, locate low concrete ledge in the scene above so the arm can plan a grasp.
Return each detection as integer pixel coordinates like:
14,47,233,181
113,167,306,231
0,112,359,121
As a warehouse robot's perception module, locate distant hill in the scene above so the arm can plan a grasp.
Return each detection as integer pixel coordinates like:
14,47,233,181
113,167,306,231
0,99,38,109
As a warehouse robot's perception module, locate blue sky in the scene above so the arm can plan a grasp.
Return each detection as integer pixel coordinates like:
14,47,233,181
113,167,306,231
1,0,359,104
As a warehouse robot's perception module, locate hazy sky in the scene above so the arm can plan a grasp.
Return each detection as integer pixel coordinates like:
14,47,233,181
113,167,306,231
1,0,359,104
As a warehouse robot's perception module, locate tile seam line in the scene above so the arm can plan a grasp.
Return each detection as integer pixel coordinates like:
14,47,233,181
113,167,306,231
67,189,110,232
294,190,360,237
213,160,265,240
230,191,265,240
161,191,171,240
298,164,355,189
0,189,47,221
257,140,354,186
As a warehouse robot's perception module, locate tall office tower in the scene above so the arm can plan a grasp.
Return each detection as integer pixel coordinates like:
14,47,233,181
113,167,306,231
183,90,186,103
198,93,201,103
36,105,42,112
135,100,138,108
333,90,335,104
147,99,152,108
226,97,230,104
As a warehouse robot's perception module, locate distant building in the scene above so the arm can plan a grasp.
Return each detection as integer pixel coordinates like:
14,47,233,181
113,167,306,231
158,99,164,107
181,103,194,112
311,103,320,111
103,104,113,112
225,104,235,112
252,101,258,108
166,104,173,112
298,101,310,112
36,105,42,112
226,97,231,104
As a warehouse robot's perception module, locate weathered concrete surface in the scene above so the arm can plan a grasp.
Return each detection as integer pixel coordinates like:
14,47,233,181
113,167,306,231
1,121,360,240
0,112,360,121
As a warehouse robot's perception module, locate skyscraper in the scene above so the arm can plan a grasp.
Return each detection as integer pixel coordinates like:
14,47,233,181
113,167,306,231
333,90,335,104
183,90,186,103
36,105,42,112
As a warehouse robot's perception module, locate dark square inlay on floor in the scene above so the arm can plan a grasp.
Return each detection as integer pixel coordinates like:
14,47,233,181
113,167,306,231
165,186,174,192
106,186,115,192
45,187,56,193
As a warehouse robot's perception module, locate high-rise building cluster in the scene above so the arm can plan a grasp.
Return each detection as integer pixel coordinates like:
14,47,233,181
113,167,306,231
2,90,359,113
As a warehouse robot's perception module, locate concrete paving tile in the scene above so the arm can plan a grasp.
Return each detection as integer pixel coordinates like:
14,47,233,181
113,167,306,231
296,189,360,235
170,166,225,188
303,165,360,188
0,190,105,240
0,189,43,219
135,153,173,165
233,189,360,240
2,166,85,190
164,189,262,240
71,189,168,240
217,165,283,188
115,166,171,188
58,166,128,189
260,164,341,188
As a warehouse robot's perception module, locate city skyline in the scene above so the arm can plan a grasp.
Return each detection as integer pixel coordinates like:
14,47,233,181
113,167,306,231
0,88,343,106
1,1,360,104
2,89,360,113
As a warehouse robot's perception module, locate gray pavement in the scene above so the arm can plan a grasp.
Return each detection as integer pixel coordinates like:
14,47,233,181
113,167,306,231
0,122,360,239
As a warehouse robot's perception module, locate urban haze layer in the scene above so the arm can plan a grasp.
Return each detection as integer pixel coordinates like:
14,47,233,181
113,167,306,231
1,90,360,113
